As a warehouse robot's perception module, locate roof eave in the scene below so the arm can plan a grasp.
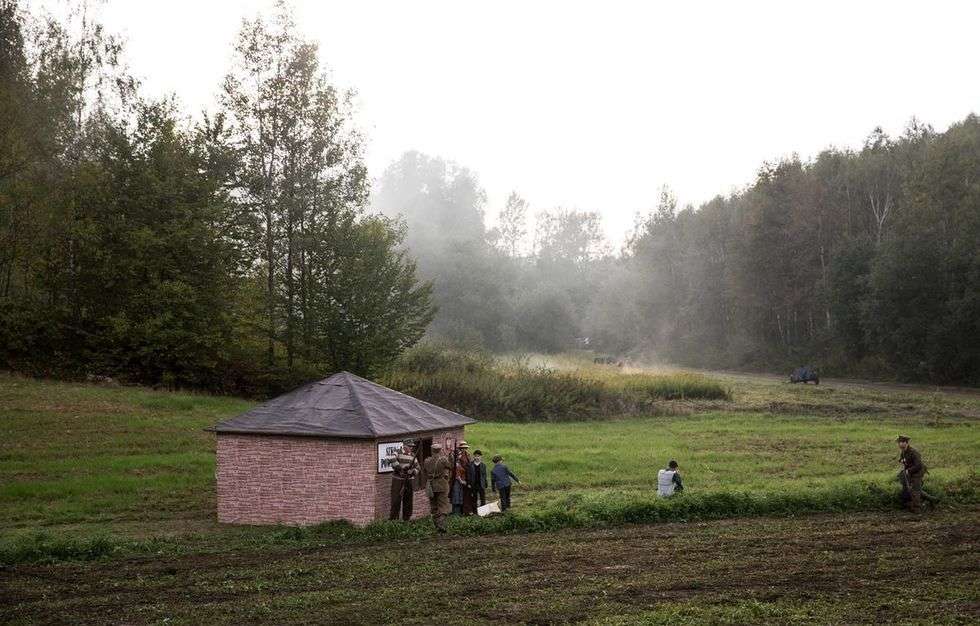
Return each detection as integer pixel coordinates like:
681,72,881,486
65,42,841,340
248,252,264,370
211,422,475,440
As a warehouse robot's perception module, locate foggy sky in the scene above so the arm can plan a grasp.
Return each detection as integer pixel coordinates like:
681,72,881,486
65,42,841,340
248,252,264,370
36,0,980,243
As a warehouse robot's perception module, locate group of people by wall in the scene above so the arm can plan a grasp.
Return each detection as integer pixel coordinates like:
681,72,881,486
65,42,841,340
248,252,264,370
386,439,520,533
447,442,520,516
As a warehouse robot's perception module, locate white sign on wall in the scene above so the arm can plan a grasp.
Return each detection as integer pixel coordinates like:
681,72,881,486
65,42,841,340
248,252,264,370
377,441,402,473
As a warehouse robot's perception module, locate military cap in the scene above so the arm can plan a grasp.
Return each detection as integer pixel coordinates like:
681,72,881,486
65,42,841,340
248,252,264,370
431,442,443,451
402,438,416,447
896,435,911,442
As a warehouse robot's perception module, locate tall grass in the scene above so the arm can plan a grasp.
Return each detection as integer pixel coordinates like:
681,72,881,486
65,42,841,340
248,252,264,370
382,344,731,421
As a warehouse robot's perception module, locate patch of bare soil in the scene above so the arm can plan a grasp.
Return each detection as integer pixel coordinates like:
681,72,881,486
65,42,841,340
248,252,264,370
3,509,978,624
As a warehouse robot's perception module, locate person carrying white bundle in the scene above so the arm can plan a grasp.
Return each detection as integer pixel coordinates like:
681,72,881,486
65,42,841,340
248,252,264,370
657,459,684,497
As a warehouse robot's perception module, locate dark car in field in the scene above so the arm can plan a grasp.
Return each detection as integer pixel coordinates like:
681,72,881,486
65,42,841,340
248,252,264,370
790,366,820,384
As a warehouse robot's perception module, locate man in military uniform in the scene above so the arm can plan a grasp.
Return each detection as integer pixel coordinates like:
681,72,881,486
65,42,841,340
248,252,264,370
423,442,453,533
897,435,927,513
388,440,420,521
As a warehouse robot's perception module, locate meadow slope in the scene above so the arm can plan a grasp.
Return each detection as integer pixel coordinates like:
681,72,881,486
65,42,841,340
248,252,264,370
1,370,979,623
1,371,978,541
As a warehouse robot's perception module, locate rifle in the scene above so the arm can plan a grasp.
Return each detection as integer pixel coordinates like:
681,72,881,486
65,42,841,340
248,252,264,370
450,439,460,508
399,439,424,502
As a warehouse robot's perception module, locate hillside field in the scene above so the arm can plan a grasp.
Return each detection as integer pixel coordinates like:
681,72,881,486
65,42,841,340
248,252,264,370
1,369,978,623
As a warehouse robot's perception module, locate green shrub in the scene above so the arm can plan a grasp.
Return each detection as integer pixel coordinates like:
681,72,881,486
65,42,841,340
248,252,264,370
393,342,495,375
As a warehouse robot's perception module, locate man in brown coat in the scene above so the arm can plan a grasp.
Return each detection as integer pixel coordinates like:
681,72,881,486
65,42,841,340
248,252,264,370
423,442,453,533
897,435,927,513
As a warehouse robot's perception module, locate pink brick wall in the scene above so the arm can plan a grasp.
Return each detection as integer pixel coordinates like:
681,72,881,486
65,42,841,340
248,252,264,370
216,435,377,526
216,427,466,527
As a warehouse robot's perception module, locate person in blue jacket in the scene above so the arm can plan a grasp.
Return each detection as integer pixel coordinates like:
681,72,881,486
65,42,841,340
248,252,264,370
491,455,520,511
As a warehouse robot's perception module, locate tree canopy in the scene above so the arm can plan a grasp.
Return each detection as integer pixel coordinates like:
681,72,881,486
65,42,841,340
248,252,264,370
0,1,434,394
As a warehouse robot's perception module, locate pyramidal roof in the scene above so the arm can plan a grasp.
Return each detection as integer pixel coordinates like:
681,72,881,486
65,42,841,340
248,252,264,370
211,371,476,439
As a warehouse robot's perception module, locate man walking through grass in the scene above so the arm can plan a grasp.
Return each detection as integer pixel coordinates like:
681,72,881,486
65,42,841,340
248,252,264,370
897,435,930,513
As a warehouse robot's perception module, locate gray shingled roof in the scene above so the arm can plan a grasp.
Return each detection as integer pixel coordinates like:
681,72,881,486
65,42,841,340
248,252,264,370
211,371,476,439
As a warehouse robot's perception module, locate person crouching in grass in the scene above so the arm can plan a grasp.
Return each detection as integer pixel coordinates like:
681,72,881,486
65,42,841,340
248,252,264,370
491,455,520,511
657,460,683,497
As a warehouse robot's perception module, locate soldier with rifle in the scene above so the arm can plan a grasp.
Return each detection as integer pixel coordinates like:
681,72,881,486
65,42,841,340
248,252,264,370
423,441,454,533
388,439,421,521
896,435,935,513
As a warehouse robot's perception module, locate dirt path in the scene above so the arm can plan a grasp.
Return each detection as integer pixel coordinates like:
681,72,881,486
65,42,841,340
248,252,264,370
3,508,978,624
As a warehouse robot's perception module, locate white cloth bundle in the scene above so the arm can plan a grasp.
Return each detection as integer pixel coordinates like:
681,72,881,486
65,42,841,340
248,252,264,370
477,500,502,516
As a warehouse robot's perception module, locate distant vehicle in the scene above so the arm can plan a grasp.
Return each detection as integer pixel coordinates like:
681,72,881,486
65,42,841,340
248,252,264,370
790,366,820,384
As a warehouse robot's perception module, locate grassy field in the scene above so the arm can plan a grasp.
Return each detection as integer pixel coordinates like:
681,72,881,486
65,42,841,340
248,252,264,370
1,368,979,623
2,371,977,539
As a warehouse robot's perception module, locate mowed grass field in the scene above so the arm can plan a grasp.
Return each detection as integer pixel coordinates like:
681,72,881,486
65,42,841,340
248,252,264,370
1,369,979,624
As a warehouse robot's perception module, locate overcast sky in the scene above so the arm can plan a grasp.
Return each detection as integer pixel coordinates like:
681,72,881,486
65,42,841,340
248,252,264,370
37,0,980,243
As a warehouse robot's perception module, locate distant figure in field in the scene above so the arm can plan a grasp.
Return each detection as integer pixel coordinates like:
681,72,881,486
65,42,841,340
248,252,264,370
657,460,684,497
897,435,933,512
491,455,520,511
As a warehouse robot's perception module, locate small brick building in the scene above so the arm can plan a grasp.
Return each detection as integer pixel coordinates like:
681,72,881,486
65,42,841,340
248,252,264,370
211,371,475,526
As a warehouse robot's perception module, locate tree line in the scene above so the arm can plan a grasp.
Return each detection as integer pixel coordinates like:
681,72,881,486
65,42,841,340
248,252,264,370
621,118,978,384
375,117,979,385
2,1,976,392
0,1,434,395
